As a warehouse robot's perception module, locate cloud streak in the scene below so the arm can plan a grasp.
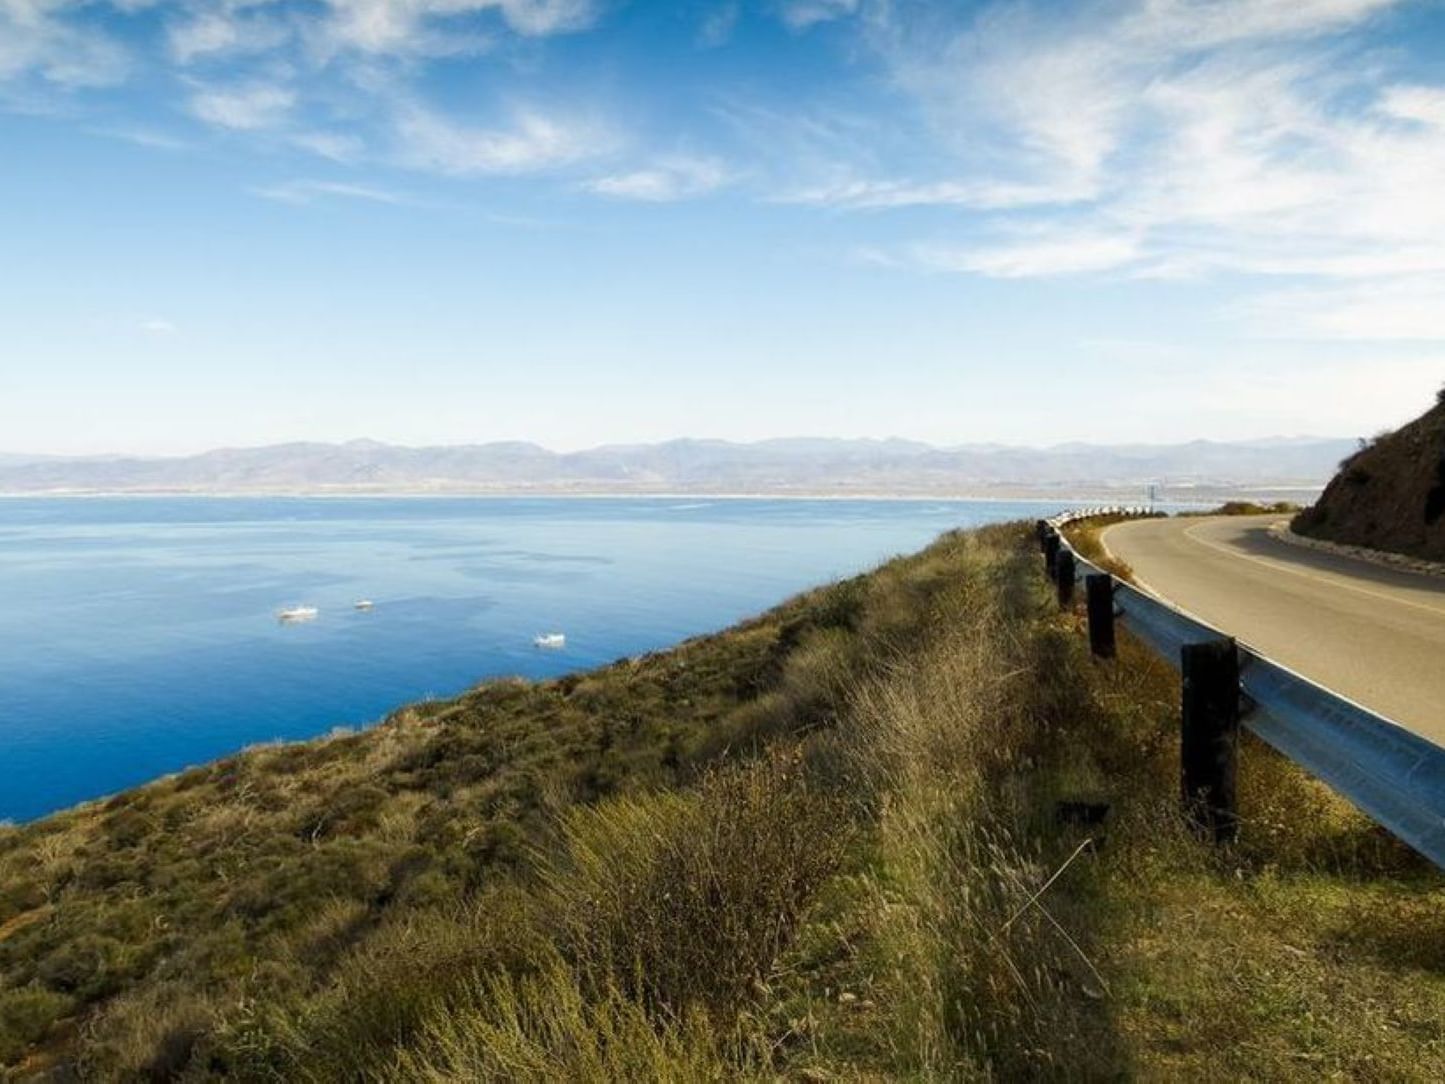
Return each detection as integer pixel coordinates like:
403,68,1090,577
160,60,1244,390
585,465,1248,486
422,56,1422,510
585,156,730,201
393,104,614,175
250,178,414,205
189,81,296,130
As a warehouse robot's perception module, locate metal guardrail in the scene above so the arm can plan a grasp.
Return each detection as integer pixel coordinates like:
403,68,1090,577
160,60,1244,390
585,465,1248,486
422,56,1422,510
1042,509,1445,868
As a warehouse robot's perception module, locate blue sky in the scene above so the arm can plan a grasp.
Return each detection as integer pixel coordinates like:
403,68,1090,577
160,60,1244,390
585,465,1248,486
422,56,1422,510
2,0,1444,455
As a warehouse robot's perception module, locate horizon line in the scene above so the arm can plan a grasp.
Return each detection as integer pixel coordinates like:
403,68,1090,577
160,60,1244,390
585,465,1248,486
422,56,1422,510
0,432,1358,461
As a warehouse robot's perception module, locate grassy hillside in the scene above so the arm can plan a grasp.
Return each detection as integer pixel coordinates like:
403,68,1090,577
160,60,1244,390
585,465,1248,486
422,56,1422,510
2,524,1443,1080
1294,390,1445,562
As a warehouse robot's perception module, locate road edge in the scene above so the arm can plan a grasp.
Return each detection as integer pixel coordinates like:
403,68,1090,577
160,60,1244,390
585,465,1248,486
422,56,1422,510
1270,522,1445,581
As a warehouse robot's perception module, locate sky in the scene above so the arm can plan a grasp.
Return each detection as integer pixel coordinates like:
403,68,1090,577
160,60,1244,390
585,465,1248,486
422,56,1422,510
2,0,1444,456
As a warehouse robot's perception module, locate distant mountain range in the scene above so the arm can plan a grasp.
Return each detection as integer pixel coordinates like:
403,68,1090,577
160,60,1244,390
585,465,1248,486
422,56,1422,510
0,436,1355,497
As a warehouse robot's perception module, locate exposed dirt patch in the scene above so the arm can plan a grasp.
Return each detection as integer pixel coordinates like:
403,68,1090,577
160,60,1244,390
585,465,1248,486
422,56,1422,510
0,906,49,945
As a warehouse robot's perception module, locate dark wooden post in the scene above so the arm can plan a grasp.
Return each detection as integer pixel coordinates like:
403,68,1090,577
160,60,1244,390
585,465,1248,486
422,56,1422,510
1056,550,1076,607
1086,574,1115,657
1035,519,1049,547
1044,534,1061,580
1180,639,1240,843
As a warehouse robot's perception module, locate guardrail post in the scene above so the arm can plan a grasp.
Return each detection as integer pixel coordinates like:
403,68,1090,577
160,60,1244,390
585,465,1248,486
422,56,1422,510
1035,519,1048,545
1086,574,1115,657
1044,533,1060,580
1180,639,1240,843
1056,550,1076,607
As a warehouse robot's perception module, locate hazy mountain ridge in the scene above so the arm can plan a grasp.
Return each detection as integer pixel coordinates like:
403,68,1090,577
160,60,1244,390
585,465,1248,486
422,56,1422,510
0,436,1355,495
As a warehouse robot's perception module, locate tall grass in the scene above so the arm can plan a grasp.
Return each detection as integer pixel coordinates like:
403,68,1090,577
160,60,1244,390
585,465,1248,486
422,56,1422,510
548,752,849,1018
807,535,1121,1077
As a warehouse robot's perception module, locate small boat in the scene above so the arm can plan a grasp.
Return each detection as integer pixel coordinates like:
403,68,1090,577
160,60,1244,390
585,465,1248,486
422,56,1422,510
354,600,374,611
277,606,319,623
533,632,566,649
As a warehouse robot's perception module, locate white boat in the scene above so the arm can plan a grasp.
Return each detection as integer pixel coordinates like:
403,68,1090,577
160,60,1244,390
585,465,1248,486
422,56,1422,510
533,632,566,649
354,600,374,611
277,606,319,622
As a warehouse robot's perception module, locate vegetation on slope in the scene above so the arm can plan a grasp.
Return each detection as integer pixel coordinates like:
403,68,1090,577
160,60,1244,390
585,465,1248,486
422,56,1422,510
1294,389,1445,562
2,524,1442,1080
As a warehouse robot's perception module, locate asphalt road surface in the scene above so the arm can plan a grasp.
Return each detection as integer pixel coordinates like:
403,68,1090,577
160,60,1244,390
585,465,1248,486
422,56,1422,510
1103,515,1445,746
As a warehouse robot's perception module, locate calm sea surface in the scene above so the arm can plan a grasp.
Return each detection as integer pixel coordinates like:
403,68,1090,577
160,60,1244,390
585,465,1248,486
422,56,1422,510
0,496,1076,822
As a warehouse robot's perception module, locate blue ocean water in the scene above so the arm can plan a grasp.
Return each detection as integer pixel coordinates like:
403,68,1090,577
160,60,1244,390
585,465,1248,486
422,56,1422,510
0,496,1071,822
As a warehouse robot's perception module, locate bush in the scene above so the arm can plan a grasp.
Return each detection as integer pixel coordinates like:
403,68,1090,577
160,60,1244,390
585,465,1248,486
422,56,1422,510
0,985,70,1064
36,934,129,998
548,752,850,1016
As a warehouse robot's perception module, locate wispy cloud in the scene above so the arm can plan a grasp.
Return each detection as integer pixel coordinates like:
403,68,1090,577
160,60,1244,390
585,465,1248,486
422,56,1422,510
394,104,613,175
697,3,739,48
92,125,191,151
140,318,178,335
585,156,730,201
5,1,613,172
168,8,291,65
860,0,1408,211
250,178,413,205
188,81,296,130
782,177,1093,211
0,0,129,88
288,129,365,161
320,0,596,55
779,0,860,31
813,0,1445,342
911,231,1142,278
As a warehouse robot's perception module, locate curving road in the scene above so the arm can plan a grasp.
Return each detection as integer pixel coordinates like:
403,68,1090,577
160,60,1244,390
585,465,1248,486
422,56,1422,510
1102,515,1445,746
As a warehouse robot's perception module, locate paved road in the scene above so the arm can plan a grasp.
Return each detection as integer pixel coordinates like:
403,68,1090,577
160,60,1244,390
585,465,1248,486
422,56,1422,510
1103,515,1445,746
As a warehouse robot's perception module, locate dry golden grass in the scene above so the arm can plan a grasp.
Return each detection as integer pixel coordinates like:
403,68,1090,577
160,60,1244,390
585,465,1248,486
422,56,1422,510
1061,512,1141,581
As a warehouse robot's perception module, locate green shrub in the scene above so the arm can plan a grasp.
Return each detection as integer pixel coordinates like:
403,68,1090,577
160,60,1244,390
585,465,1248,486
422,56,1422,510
548,751,850,1016
0,985,70,1064
36,933,130,998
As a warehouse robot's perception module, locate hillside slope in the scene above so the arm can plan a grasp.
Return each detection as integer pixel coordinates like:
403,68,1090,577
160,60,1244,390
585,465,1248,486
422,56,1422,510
1294,392,1445,562
2,525,1442,1080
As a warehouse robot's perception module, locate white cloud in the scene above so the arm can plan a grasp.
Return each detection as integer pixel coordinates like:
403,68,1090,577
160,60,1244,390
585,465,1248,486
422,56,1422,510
0,0,129,87
168,8,290,64
865,0,1409,211
251,178,413,204
140,318,177,334
289,129,364,161
394,104,611,175
783,177,1092,211
321,0,595,55
779,0,859,31
822,0,1445,339
189,81,295,130
585,156,730,201
1129,0,1399,50
911,232,1142,278
1378,84,1445,128
94,125,189,150
697,2,739,48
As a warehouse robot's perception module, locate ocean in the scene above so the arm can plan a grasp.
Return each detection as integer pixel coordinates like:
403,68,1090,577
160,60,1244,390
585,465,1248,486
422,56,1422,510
0,495,1076,822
